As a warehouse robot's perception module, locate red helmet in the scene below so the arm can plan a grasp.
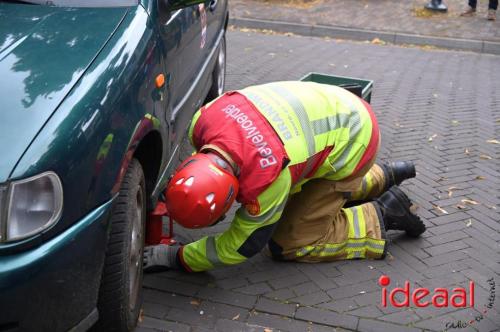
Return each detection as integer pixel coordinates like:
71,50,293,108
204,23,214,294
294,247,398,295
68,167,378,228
165,153,239,229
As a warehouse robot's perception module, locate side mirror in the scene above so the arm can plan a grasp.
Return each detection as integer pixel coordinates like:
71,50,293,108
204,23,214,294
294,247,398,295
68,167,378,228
158,0,205,24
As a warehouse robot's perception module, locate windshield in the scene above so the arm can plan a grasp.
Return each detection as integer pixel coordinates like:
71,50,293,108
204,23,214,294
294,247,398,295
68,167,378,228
2,0,138,7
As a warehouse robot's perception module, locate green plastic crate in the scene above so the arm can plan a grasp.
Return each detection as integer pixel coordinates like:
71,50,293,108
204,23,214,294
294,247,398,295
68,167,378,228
300,72,374,103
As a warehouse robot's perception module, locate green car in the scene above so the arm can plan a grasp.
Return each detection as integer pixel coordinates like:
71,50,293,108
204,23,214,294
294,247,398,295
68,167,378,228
0,0,228,330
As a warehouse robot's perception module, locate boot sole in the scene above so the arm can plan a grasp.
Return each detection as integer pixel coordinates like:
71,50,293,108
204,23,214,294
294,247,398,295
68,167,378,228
387,186,426,237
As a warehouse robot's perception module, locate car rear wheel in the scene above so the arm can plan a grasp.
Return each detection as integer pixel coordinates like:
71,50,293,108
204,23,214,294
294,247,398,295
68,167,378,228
94,159,145,331
205,34,226,102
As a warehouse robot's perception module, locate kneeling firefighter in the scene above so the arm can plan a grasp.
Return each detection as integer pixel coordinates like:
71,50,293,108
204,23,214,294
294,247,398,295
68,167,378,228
144,81,426,272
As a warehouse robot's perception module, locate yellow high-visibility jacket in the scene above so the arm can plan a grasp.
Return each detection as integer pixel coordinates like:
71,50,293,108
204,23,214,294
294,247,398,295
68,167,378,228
179,81,379,272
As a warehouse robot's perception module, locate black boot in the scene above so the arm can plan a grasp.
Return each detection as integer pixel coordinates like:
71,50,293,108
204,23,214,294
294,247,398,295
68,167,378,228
375,186,426,237
381,161,416,188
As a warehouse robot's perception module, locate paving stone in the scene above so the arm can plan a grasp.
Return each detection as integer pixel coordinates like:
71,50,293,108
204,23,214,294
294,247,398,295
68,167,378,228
295,307,359,330
234,282,273,295
213,318,263,332
214,277,249,290
165,307,217,329
247,311,326,332
142,289,199,312
197,287,257,309
268,273,310,290
291,281,321,296
423,251,469,267
297,264,338,290
317,298,359,313
425,230,469,246
199,301,249,321
142,301,170,319
264,288,297,301
255,297,297,317
378,309,422,325
423,239,470,256
357,318,421,332
290,291,331,306
346,305,384,319
327,280,379,300
137,316,190,332
143,275,200,297
352,291,381,307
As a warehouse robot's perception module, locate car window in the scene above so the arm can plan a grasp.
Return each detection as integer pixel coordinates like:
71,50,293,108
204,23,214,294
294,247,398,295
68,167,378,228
3,0,138,7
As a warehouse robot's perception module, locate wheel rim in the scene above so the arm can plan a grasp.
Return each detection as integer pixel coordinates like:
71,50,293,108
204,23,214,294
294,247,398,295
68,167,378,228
129,185,143,311
216,38,226,96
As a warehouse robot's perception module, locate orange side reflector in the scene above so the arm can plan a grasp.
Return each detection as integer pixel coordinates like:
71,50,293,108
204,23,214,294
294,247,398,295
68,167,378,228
155,74,165,88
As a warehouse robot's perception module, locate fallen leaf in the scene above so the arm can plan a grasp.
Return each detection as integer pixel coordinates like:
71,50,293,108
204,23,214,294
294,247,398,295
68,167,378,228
451,120,460,125
486,205,497,210
190,299,201,306
409,204,419,214
447,186,459,198
456,204,467,210
464,148,470,155
465,219,472,227
433,205,449,214
264,329,273,332
475,176,486,180
371,38,385,45
232,313,240,321
428,134,437,142
486,139,500,145
386,252,395,261
138,309,144,323
480,154,492,160
461,199,479,205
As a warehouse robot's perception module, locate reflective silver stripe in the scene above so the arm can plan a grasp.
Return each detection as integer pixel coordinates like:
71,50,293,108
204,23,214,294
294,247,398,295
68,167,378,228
299,240,385,257
311,114,350,135
352,208,361,238
366,241,386,250
239,197,288,222
297,247,314,256
206,236,223,267
330,110,362,171
268,85,316,156
322,245,345,254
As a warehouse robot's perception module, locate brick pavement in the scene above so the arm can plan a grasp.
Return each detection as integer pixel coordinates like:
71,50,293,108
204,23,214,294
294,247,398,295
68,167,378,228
229,0,500,42
137,30,500,331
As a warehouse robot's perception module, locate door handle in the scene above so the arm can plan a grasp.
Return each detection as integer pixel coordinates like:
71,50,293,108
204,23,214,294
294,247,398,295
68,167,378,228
208,0,218,11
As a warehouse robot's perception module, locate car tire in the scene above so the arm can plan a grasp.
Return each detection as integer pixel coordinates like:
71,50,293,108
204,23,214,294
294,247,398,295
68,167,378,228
205,34,226,103
94,159,146,332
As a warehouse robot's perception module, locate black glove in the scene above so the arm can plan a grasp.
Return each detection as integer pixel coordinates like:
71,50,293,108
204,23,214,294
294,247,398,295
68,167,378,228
143,244,181,273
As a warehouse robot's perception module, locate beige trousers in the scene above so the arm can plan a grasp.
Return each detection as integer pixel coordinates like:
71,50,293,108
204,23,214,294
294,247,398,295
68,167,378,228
270,164,388,262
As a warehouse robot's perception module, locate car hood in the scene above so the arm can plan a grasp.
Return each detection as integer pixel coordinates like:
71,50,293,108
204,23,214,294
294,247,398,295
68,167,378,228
0,4,128,181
